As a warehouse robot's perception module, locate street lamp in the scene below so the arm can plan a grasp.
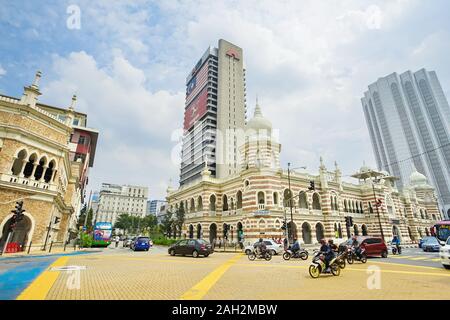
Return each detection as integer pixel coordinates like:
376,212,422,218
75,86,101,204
372,178,385,240
284,163,307,245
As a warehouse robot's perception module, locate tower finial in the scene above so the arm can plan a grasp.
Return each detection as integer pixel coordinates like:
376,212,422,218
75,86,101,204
32,71,42,89
69,94,77,111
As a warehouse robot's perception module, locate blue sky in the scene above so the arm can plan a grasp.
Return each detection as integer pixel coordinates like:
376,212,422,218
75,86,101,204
1,0,450,200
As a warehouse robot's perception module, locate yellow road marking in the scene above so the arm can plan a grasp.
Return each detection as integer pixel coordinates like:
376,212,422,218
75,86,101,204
16,256,68,300
410,256,431,260
389,255,414,259
430,258,442,262
180,254,243,300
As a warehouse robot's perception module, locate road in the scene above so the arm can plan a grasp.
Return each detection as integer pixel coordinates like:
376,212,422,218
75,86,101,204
1,245,449,300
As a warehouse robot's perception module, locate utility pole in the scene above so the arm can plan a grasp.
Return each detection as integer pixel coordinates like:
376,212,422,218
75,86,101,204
372,179,385,240
287,163,294,244
84,190,93,229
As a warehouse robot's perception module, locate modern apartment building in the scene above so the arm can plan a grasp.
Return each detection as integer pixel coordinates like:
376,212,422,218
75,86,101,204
180,39,246,186
96,183,148,225
147,199,167,216
362,68,450,218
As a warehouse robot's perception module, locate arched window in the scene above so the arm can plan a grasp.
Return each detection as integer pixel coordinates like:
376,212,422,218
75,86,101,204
312,193,321,210
344,200,348,212
34,156,47,181
23,153,38,178
362,224,368,236
190,198,195,212
420,209,424,219
44,160,56,183
197,196,203,211
222,195,228,211
283,189,294,208
273,192,279,206
257,191,265,204
302,222,312,244
353,224,359,236
230,198,235,210
315,223,324,242
258,219,266,230
209,195,216,211
236,191,243,209
11,149,27,176
298,191,308,209
369,202,373,213
334,223,338,238
334,197,338,211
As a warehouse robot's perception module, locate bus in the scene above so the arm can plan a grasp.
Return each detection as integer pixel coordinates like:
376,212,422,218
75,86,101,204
431,220,450,245
92,222,113,247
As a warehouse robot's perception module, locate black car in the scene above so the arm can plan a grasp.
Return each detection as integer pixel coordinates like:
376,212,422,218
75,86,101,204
168,239,213,258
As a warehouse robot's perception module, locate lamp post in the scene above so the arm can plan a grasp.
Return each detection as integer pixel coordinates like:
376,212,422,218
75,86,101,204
372,178,385,240
285,163,307,245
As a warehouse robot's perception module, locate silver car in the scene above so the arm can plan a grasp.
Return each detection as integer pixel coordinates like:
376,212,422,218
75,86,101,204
244,239,283,255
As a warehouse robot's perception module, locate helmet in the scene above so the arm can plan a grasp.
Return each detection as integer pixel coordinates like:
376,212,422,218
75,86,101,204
352,236,357,240
320,239,327,245
328,239,334,244
259,238,263,242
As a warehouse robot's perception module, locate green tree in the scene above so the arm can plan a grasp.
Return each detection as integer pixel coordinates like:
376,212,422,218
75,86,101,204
160,211,173,237
175,204,185,238
114,214,132,233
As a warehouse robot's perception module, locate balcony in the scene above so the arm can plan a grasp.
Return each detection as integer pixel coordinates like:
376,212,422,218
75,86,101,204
1,173,57,192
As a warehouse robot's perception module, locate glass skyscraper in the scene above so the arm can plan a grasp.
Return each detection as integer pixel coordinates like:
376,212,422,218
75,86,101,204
362,68,450,219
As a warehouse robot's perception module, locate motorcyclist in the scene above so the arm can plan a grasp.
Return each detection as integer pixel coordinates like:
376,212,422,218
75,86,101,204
328,239,338,252
254,238,267,256
319,239,335,272
392,235,401,253
351,236,362,259
291,238,301,255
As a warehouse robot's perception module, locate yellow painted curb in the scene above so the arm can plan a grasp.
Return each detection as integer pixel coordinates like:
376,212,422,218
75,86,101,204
180,254,243,300
16,256,69,300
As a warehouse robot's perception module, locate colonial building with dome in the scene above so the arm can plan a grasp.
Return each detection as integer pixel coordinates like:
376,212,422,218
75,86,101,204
166,102,443,246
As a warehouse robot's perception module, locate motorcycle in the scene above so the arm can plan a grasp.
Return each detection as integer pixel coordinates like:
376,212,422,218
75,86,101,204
248,248,272,261
334,250,347,269
346,247,367,264
283,248,309,261
391,243,402,255
309,250,341,278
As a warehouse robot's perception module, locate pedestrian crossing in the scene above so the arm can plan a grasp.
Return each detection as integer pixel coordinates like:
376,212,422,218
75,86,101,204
388,255,441,262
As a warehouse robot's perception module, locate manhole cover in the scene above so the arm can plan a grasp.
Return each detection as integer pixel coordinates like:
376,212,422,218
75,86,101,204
50,265,86,271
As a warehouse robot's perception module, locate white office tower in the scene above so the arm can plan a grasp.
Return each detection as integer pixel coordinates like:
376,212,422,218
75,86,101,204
361,69,450,218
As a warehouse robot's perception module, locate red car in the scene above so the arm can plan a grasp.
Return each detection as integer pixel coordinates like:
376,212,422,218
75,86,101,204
358,236,388,258
340,236,388,258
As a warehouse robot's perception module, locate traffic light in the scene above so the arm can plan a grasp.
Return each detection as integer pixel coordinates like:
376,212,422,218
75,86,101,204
9,201,25,231
281,221,287,230
345,216,353,227
308,180,315,191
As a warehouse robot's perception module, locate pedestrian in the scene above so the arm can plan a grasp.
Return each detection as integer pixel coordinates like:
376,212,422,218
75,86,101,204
283,237,288,250
115,236,119,248
218,237,222,249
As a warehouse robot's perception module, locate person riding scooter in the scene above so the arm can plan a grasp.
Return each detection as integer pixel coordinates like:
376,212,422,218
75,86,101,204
351,236,362,259
328,239,338,252
319,239,335,273
291,238,301,255
392,235,401,254
254,238,267,256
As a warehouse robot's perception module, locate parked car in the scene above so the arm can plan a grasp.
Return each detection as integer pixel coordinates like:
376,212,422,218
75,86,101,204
168,239,213,258
418,236,434,248
339,236,388,258
123,236,135,248
422,237,441,252
439,237,450,270
131,236,151,251
244,239,283,256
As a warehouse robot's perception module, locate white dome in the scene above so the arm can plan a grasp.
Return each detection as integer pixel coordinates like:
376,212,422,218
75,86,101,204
360,164,371,173
410,170,428,186
246,103,272,133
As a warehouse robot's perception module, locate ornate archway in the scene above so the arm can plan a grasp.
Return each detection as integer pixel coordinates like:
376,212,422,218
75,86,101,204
209,223,217,244
302,222,312,244
315,223,324,242
0,214,33,252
